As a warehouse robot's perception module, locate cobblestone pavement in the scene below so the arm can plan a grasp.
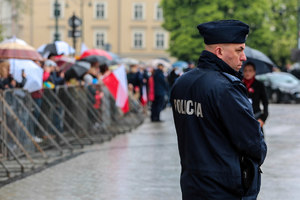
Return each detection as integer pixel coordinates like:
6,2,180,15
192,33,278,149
0,105,299,200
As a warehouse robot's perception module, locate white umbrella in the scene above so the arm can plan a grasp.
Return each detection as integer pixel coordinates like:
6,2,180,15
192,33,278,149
9,59,43,93
1,37,27,45
146,58,171,69
121,57,140,65
37,41,75,58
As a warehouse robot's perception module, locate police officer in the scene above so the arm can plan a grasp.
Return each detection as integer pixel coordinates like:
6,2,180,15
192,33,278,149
170,20,267,200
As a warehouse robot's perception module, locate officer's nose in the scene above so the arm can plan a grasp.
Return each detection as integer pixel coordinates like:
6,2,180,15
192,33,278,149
240,51,247,61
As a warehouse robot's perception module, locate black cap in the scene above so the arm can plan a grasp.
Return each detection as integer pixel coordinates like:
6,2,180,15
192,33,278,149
197,20,249,45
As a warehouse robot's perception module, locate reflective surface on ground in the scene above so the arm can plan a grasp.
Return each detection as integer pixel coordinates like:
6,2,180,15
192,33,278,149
0,105,299,200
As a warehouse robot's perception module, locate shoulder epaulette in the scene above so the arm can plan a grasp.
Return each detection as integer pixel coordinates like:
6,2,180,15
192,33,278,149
220,72,241,83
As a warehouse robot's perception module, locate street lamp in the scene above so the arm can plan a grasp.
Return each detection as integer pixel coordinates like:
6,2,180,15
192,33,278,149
65,0,92,46
54,0,60,41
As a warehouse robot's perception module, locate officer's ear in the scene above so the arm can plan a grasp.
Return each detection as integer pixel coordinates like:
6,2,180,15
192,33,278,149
205,44,223,58
215,46,223,59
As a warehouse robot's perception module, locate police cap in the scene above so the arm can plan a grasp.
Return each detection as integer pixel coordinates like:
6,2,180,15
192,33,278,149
197,20,249,45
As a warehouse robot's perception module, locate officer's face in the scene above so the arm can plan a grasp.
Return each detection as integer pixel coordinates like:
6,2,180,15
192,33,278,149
221,43,247,72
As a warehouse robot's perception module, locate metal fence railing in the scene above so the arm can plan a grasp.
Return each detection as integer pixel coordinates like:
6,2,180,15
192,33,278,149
0,83,144,183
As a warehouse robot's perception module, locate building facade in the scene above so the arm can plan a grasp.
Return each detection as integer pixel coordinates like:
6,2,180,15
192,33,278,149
0,0,15,38
1,0,170,61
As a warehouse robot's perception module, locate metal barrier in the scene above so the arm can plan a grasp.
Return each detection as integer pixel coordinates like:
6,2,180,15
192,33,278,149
0,83,144,182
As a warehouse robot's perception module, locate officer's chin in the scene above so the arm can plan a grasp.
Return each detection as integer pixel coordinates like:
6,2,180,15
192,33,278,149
235,65,242,72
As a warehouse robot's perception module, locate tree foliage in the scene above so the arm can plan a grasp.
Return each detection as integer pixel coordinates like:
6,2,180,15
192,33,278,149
268,0,298,66
161,0,297,67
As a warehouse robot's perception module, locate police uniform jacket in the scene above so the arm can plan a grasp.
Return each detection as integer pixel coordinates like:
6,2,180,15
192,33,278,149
170,50,267,200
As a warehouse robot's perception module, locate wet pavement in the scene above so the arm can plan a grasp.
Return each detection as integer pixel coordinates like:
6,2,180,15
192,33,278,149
259,104,300,200
0,104,299,200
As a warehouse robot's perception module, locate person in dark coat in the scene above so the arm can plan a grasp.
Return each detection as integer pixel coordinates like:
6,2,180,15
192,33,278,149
243,62,269,133
127,64,143,95
167,68,180,88
151,63,168,122
170,20,267,200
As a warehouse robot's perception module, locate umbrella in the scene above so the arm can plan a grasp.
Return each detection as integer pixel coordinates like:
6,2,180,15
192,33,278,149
0,37,43,61
79,55,109,64
244,46,276,74
55,56,76,73
65,61,91,80
172,61,188,69
121,57,139,65
244,46,275,66
38,41,75,57
108,52,122,64
157,57,171,63
80,49,112,60
9,59,43,92
108,52,121,60
146,58,171,69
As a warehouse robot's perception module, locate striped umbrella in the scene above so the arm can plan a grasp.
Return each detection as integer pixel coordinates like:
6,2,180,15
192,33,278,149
0,38,43,61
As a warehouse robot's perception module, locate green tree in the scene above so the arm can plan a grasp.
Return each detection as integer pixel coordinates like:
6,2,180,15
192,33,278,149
161,0,296,67
268,0,297,66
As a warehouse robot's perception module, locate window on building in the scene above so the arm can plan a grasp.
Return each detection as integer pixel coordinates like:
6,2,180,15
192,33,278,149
133,3,144,20
155,4,163,21
95,31,106,48
155,32,165,49
133,31,144,48
95,2,106,19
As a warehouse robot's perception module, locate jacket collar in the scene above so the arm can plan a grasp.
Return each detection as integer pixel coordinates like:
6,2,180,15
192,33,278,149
197,50,243,80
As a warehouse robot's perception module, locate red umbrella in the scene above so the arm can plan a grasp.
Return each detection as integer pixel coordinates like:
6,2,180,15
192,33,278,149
55,56,75,72
80,49,112,60
0,38,43,61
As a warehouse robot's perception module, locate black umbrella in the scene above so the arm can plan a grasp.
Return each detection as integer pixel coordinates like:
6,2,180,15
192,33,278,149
243,46,276,75
242,58,273,75
65,61,91,80
37,41,75,58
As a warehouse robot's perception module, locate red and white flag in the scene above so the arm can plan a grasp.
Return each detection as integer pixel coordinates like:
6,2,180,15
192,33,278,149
102,65,129,113
141,85,148,106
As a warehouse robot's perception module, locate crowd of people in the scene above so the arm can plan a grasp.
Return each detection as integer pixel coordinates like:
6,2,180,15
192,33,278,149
1,48,271,130
0,60,27,90
0,52,268,127
0,51,195,123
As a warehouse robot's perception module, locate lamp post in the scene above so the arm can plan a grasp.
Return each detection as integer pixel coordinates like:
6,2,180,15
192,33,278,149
65,1,91,48
54,0,60,41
